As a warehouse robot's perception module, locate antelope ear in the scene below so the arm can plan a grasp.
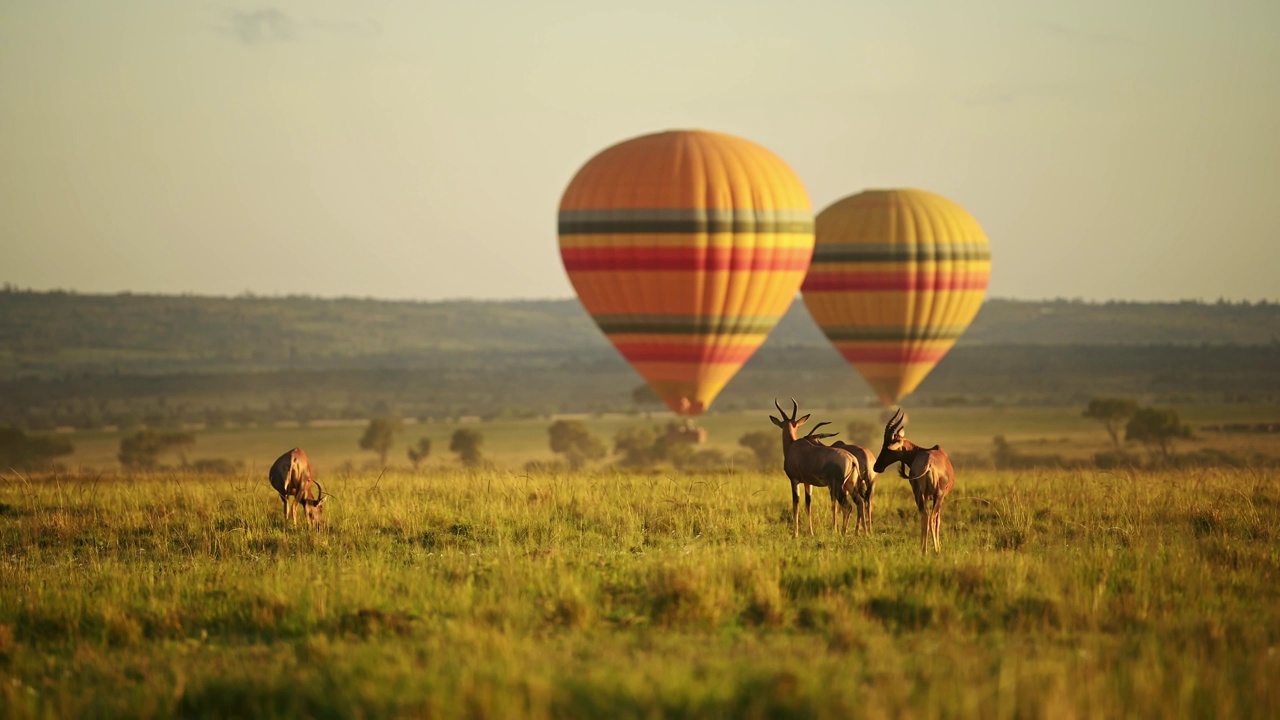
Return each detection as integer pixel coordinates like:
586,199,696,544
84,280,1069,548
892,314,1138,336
769,415,784,427
797,414,811,426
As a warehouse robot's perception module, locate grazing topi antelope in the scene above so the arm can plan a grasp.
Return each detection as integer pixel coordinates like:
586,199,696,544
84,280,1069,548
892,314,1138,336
873,409,955,555
269,447,326,528
770,399,862,538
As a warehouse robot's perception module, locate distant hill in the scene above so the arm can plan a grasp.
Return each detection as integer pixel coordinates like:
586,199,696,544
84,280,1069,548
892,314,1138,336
2,290,1278,429
957,299,1280,347
1,290,1277,378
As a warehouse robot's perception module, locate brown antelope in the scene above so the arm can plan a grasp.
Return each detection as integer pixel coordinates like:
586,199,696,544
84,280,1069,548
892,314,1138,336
873,409,955,555
830,440,878,535
769,399,862,538
268,447,326,528
793,427,877,536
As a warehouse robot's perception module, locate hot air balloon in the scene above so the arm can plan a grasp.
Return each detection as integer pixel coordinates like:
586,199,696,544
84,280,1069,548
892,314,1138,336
558,130,814,416
801,189,991,406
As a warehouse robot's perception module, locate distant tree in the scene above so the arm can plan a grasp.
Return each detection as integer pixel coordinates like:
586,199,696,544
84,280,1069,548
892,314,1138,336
0,427,74,470
202,406,228,429
68,402,105,431
613,425,661,469
190,458,244,475
681,447,729,471
845,420,876,448
992,435,1017,469
407,437,432,471
630,384,663,413
611,424,701,470
449,428,484,466
1126,407,1193,459
171,431,195,466
32,427,74,461
21,409,56,432
992,435,1066,470
1084,398,1139,449
117,429,195,470
738,431,776,470
118,433,148,468
548,419,606,471
359,416,401,467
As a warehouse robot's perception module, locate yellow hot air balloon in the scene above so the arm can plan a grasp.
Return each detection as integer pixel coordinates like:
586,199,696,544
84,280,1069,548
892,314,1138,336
801,189,992,406
558,130,814,416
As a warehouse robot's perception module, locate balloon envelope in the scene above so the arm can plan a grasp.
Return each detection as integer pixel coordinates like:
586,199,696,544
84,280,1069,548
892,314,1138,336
801,189,991,405
558,130,814,416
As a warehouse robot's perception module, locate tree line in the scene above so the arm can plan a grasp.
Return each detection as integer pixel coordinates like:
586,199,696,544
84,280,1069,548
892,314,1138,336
1,394,1271,475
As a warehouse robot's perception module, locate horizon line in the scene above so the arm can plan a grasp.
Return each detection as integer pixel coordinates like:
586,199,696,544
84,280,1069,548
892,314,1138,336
2,284,1277,307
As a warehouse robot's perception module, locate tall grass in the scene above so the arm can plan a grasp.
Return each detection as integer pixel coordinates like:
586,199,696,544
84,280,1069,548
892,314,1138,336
1,466,1277,718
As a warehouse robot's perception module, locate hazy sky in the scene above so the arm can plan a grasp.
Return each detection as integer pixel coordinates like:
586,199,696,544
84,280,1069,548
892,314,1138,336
2,1,1277,302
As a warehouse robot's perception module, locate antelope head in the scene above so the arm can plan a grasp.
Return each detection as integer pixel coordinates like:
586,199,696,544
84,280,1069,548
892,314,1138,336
873,408,910,474
769,398,811,444
301,478,327,528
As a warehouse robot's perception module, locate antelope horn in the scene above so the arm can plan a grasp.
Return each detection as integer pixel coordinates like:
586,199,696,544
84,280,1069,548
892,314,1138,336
790,398,799,422
810,432,839,440
884,407,904,439
312,478,325,503
774,398,787,419
803,421,832,438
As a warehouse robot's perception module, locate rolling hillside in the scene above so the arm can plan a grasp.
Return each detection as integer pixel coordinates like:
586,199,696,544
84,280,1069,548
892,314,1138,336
1,290,1277,430
2,290,1277,378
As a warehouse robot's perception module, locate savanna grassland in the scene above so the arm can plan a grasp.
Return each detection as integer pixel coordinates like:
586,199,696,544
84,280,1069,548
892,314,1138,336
2,455,1278,718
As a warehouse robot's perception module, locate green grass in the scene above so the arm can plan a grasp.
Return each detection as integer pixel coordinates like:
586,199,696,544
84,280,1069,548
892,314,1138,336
2,460,1278,718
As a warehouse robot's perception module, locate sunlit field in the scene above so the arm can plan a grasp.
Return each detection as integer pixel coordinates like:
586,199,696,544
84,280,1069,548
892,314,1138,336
2,443,1279,717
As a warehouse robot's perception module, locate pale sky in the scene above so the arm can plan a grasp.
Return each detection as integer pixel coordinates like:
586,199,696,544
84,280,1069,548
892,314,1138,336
1,1,1277,302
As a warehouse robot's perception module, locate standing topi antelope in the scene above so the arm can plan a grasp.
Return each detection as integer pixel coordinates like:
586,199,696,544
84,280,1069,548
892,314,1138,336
269,447,326,528
830,439,879,535
795,431,877,536
770,399,863,538
873,408,955,555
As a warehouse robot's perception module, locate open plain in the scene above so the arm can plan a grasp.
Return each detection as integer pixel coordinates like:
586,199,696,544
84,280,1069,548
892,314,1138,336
2,407,1278,718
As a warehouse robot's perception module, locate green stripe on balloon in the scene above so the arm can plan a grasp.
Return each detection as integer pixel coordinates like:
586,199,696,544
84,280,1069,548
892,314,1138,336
594,314,781,335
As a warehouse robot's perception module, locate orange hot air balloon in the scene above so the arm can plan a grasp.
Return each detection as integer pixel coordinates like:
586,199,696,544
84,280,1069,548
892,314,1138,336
801,189,992,406
558,130,814,416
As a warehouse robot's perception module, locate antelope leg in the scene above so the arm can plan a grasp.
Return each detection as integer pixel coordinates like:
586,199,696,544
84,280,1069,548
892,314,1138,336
866,484,875,535
791,483,801,539
805,485,814,537
920,511,929,556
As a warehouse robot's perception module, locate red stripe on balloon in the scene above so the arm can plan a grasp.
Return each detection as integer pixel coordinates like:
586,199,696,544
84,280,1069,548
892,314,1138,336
802,271,989,292
562,247,812,272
